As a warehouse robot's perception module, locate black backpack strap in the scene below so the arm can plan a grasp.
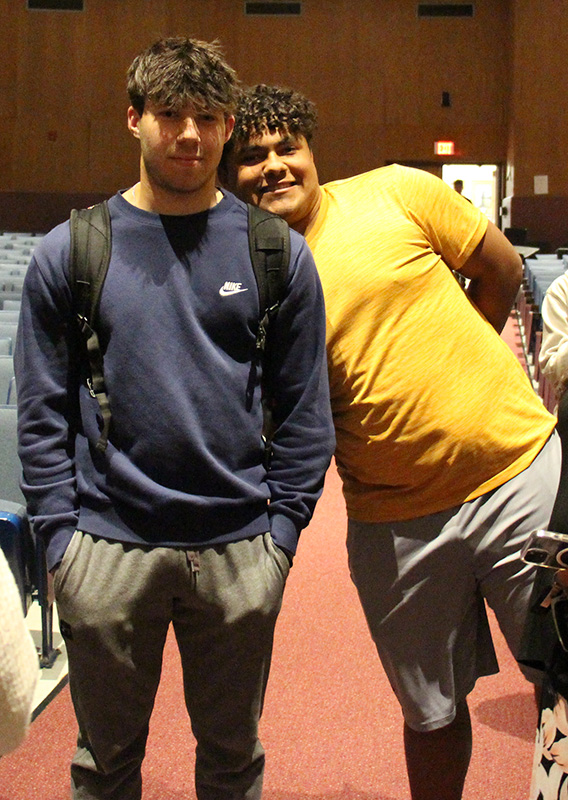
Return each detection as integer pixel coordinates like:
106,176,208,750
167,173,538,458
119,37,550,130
69,201,112,452
247,204,290,356
247,204,291,467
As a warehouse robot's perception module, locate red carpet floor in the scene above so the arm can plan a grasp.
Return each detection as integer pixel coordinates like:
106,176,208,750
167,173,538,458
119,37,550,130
0,311,538,799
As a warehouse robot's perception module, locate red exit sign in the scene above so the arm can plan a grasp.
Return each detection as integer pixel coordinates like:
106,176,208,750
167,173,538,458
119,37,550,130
435,141,455,155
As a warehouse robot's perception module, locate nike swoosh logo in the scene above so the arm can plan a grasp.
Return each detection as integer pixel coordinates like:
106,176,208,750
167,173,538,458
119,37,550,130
219,287,249,296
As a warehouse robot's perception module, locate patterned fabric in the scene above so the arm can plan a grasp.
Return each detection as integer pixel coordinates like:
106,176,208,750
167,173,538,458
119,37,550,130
531,681,568,800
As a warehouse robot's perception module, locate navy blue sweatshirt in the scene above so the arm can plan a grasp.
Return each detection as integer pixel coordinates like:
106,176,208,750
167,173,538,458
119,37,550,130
15,191,334,570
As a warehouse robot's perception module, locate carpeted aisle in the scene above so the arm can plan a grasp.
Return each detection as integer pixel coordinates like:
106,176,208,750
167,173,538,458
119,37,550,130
0,311,539,800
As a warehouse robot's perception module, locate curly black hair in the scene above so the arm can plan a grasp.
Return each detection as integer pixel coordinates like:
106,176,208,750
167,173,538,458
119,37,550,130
230,84,318,146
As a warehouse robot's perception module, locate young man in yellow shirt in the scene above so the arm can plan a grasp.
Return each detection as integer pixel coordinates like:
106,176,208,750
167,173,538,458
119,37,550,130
223,84,560,800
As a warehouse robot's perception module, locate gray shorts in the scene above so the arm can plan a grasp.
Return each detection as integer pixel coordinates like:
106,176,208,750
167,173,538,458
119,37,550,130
347,433,561,733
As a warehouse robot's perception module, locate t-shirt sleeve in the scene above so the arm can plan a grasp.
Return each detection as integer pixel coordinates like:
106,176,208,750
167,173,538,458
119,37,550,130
394,164,489,271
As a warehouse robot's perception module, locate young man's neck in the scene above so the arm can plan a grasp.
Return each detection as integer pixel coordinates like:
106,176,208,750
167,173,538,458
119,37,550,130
292,187,322,237
124,179,223,216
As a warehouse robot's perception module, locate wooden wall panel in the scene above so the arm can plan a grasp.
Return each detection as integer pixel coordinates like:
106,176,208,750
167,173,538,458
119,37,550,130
0,0,23,189
504,0,568,246
510,0,568,195
1,0,515,230
226,0,512,181
510,196,568,252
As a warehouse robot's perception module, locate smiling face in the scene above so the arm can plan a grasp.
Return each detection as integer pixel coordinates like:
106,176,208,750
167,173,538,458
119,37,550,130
127,100,234,214
227,128,321,235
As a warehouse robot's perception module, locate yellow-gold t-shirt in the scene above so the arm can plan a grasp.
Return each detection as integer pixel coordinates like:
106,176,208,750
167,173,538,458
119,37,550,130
306,164,556,521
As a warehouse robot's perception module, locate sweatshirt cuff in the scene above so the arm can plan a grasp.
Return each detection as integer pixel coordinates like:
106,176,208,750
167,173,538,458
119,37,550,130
269,513,301,557
46,526,76,572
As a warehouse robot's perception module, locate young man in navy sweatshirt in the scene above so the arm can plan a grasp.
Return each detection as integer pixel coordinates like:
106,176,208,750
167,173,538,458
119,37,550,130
15,39,334,800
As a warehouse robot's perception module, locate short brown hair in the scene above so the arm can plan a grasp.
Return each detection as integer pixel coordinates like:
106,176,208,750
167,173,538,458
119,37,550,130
127,37,240,116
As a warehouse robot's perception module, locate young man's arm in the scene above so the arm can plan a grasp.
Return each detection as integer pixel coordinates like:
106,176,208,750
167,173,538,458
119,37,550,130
14,230,80,573
459,220,523,333
402,166,522,334
264,234,335,559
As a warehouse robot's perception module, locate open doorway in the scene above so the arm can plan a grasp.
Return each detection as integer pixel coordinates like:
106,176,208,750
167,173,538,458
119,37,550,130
391,161,501,224
442,164,498,224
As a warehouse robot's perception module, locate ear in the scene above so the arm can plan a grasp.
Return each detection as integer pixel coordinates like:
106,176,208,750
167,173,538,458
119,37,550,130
223,115,235,144
127,106,142,139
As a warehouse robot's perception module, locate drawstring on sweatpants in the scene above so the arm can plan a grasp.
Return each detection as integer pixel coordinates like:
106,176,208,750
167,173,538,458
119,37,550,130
186,550,200,574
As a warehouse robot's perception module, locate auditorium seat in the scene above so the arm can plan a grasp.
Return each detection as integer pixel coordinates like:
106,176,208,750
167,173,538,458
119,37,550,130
0,406,32,613
0,276,25,293
6,376,16,405
0,501,32,613
0,310,20,324
0,322,19,347
0,405,56,665
0,294,23,310
0,356,15,404
0,405,23,504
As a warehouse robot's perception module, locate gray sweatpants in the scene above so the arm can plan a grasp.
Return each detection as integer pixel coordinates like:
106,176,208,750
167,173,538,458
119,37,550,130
54,531,290,800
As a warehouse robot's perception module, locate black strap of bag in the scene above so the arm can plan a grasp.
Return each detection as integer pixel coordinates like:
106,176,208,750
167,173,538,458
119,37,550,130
69,201,112,452
247,205,291,465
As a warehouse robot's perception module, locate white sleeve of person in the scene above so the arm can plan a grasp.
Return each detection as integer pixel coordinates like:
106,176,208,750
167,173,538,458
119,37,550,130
540,273,568,400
